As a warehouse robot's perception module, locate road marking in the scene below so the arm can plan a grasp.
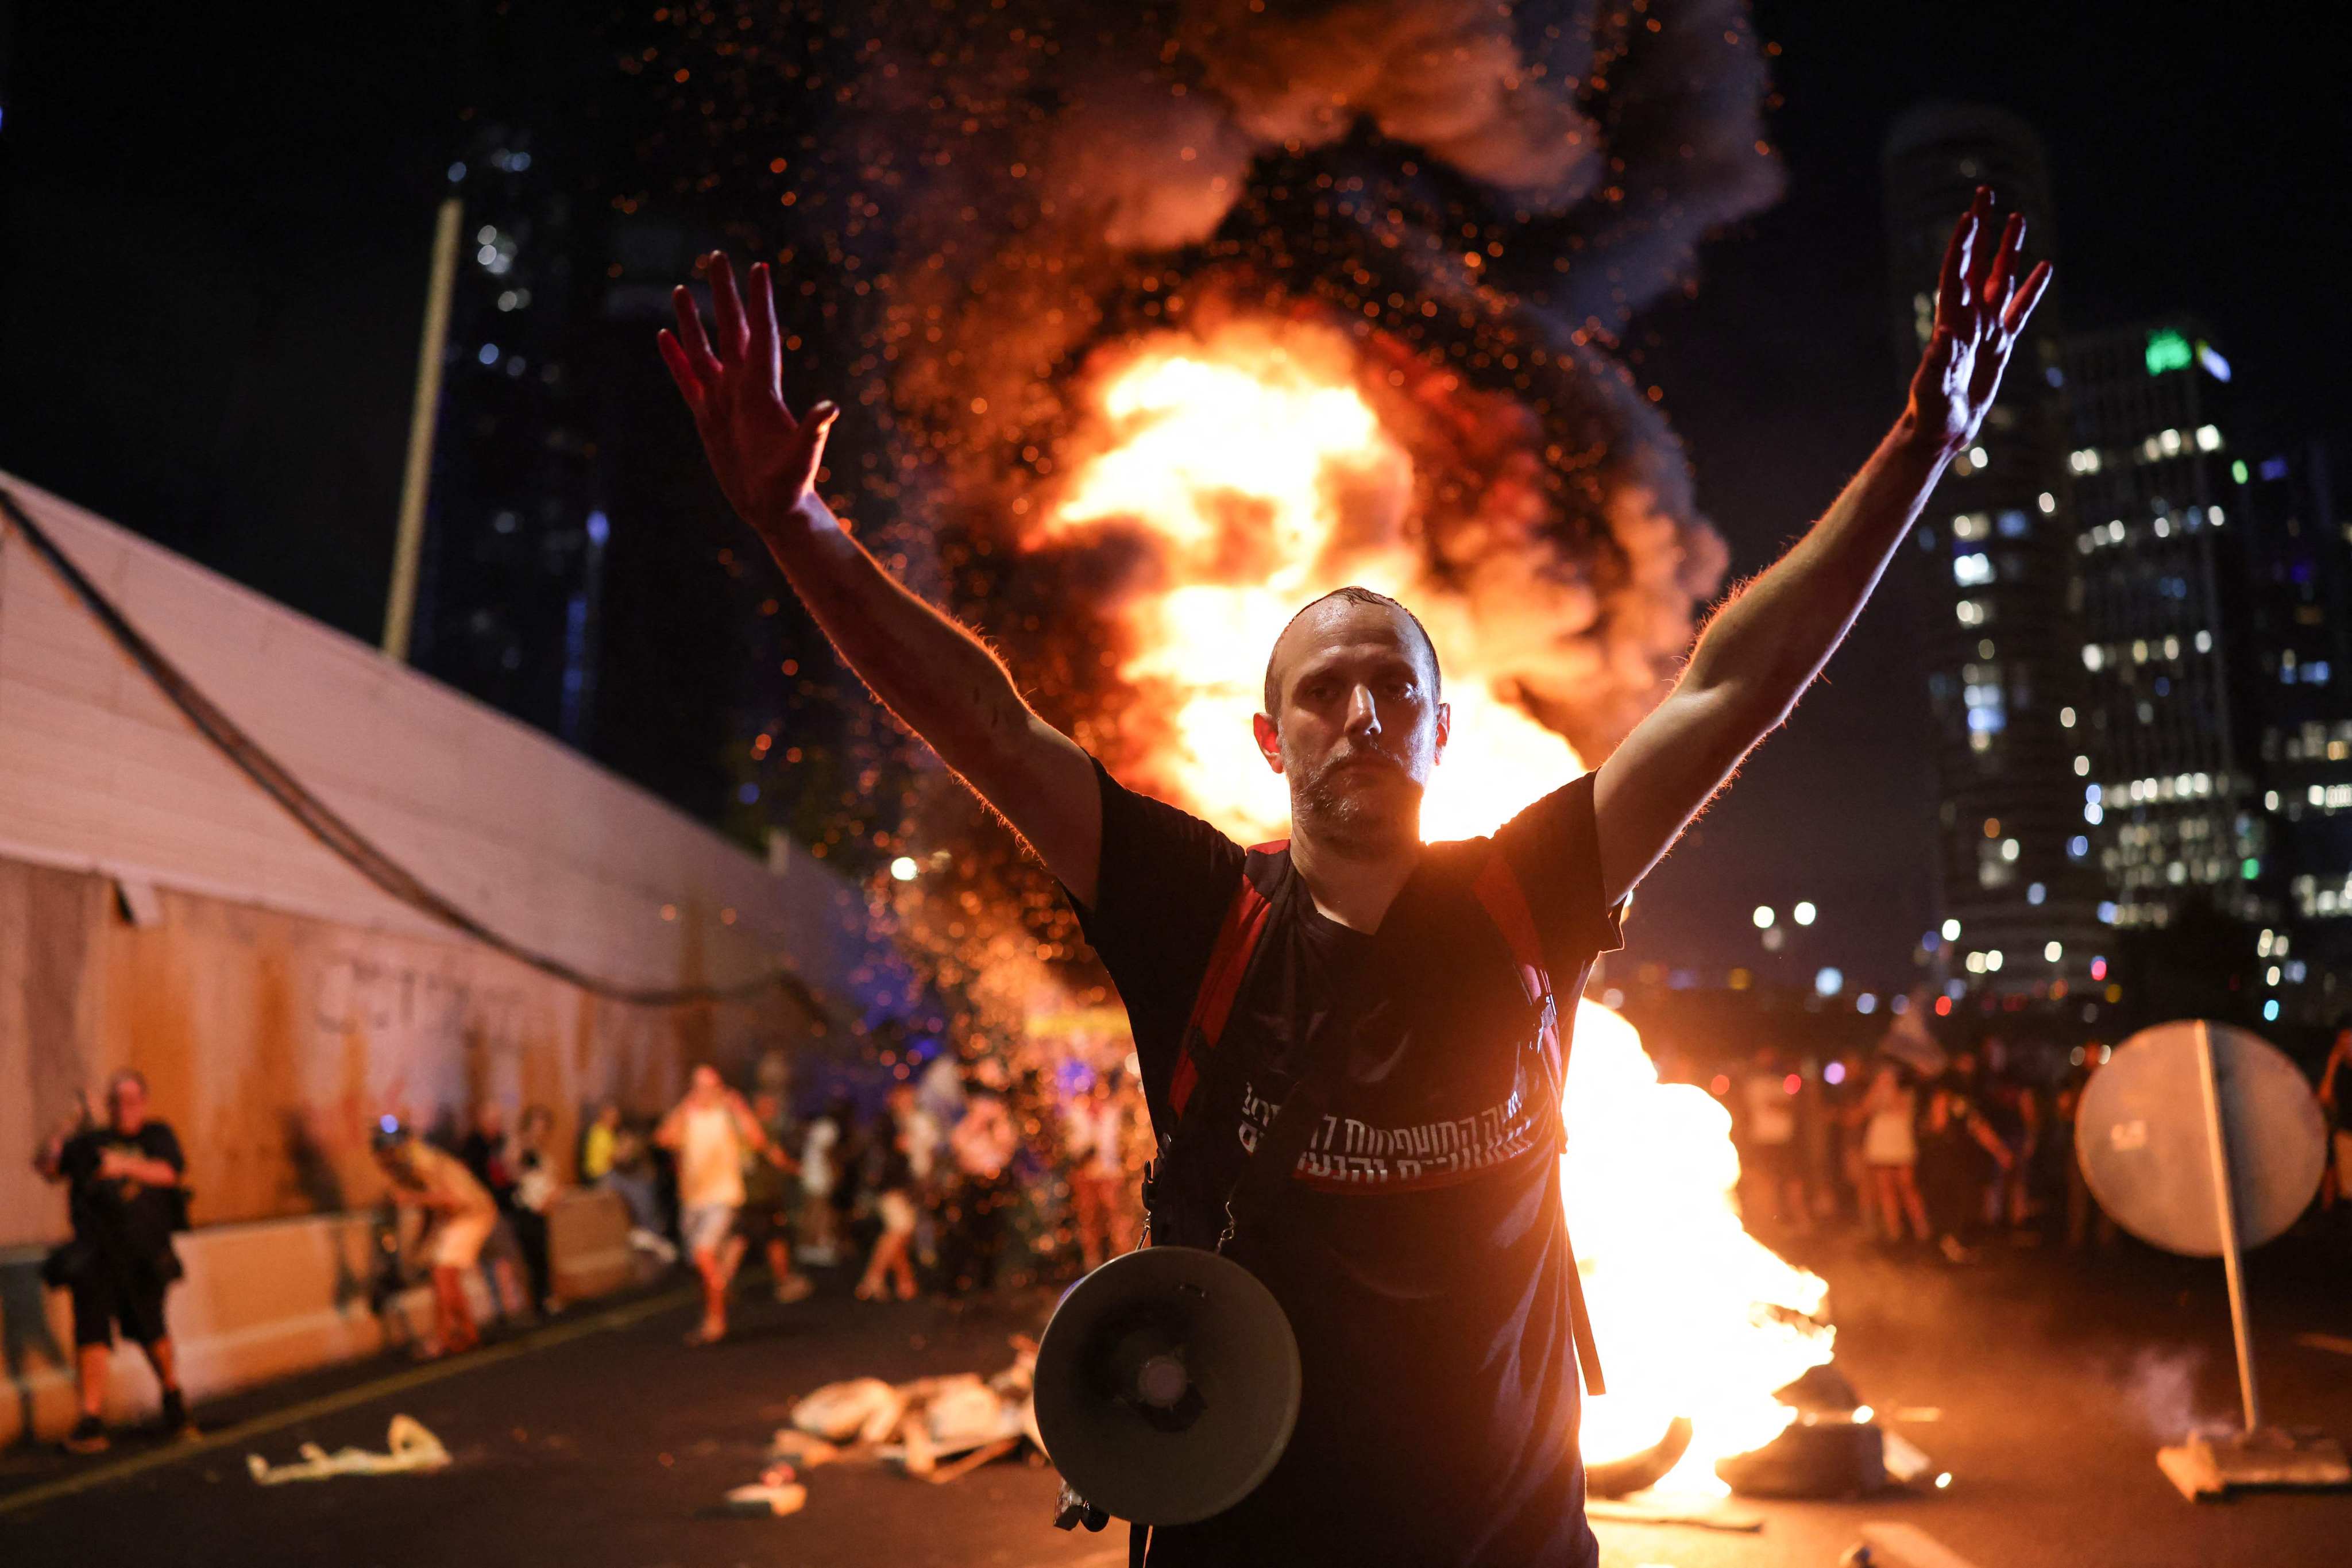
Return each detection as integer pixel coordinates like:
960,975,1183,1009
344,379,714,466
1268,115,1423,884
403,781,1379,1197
2296,1332,2352,1357
0,1285,696,1520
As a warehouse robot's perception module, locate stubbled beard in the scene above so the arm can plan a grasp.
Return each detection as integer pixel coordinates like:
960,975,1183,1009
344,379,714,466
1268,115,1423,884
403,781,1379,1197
1288,741,1422,858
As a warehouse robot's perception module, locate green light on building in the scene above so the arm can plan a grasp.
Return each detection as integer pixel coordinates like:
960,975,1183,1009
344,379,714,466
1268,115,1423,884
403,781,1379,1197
2232,459,2249,484
2242,857,2261,880
2145,329,2193,376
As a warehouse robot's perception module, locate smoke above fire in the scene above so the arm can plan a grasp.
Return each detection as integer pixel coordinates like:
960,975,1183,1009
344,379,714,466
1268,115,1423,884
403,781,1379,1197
640,0,1778,806
640,0,1777,981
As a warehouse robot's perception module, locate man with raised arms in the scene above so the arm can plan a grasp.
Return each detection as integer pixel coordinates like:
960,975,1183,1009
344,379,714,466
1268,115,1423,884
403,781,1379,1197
658,190,2046,1565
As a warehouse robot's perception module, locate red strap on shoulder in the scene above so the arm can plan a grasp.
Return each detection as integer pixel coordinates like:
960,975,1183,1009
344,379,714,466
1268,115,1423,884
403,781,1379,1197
1167,843,1285,1118
1472,851,1550,1012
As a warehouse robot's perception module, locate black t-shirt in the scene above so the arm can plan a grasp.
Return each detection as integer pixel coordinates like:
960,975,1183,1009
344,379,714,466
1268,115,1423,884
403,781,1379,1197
1071,759,1623,1568
60,1122,187,1277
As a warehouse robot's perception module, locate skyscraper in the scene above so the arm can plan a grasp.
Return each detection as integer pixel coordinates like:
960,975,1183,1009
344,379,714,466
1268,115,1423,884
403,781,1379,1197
2062,320,2266,936
2233,437,2351,1018
1880,103,2106,997
411,126,610,750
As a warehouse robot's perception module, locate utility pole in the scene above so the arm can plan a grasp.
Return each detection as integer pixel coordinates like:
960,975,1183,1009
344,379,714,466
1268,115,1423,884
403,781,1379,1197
381,195,464,661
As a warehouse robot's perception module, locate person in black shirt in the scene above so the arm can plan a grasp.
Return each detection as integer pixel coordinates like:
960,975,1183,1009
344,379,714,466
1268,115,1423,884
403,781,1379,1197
652,189,2049,1562
33,1069,196,1453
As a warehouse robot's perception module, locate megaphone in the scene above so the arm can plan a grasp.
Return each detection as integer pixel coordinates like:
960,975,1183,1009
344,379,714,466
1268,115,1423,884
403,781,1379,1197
1033,1246,1302,1525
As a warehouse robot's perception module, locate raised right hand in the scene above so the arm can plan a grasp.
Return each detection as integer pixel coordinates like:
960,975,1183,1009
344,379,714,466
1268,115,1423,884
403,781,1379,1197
658,253,841,538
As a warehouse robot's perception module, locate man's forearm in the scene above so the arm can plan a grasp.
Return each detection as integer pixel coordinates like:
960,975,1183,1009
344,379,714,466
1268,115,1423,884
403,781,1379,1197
1684,416,1952,723
753,496,1037,776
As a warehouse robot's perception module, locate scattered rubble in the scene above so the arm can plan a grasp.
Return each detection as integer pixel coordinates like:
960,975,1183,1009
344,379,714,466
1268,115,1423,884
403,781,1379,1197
722,1336,1042,1516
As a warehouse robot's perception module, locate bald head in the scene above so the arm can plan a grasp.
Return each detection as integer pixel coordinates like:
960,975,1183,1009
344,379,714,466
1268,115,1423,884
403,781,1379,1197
1262,587,1441,718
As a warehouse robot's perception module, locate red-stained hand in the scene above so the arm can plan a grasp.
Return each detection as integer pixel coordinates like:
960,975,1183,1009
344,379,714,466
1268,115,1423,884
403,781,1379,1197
657,253,841,536
1906,186,2054,455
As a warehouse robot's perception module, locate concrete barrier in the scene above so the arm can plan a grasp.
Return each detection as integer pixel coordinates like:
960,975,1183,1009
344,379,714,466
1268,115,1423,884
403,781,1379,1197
0,1187,643,1447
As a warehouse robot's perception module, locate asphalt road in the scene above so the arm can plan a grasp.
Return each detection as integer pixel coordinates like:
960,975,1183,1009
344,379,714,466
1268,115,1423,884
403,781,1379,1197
3,1225,2349,1567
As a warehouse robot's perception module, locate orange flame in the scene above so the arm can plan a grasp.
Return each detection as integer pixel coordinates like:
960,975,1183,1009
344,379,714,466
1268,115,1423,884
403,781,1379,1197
1043,318,1832,1488
1038,318,1584,841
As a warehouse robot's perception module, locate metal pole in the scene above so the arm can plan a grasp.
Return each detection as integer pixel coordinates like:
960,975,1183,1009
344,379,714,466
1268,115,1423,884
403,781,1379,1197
2192,1018,2262,1432
381,195,464,661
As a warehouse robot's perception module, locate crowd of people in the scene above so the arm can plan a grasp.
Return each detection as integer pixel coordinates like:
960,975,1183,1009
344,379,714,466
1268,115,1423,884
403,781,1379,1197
365,1050,1153,1353
1723,1007,2352,1264
34,1017,2348,1453
32,1044,1151,1452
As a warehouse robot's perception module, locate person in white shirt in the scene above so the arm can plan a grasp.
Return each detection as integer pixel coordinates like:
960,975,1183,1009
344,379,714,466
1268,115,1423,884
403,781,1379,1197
655,1064,773,1344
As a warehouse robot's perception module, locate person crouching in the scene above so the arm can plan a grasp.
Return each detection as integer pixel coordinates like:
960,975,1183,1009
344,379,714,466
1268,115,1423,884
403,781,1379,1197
371,1119,499,1358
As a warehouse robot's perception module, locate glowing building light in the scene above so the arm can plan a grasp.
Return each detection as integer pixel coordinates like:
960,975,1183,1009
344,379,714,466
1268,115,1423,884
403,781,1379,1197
2198,343,2231,381
2045,941,2063,962
2145,329,2193,375
1814,968,1843,997
1752,905,1776,929
2232,459,2250,484
889,856,920,882
1793,901,1817,926
1940,918,1961,941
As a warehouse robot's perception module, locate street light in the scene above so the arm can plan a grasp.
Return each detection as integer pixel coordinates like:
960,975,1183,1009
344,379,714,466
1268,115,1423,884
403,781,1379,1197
1752,905,1776,929
1793,901,1817,926
1941,917,1961,941
889,855,919,882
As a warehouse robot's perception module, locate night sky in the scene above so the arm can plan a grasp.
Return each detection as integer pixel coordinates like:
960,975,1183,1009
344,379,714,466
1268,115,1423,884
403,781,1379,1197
1,4,2341,994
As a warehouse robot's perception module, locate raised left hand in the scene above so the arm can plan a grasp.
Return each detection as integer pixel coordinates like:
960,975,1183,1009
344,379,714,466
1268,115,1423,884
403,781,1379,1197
1906,186,2053,455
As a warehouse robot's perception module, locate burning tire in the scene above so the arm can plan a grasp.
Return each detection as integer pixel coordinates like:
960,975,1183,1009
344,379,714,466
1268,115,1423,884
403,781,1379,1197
1585,1415,1693,1498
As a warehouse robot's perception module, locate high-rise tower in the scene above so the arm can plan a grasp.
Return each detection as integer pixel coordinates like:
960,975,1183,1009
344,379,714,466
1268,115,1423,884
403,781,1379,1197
1880,103,2106,995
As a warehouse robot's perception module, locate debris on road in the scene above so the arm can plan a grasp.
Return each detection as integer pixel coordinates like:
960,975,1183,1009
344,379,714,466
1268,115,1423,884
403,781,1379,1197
767,1430,841,1467
246,1415,451,1485
721,1463,808,1516
727,1335,1043,1515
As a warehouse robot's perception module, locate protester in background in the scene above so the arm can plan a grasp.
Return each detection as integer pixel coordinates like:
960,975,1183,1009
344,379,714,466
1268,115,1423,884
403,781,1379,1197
459,1103,515,1208
508,1105,562,1316
943,1069,1018,1296
825,1092,867,1259
372,1119,499,1362
854,1105,920,1300
457,1102,533,1318
892,1080,947,1273
580,1102,622,1184
798,1095,851,1266
1918,1061,2013,1264
1064,1072,1138,1270
33,1071,196,1453
1973,1041,2032,1231
1856,1059,1930,1246
741,1090,813,1303
656,1065,773,1345
600,1118,678,1267
1737,1047,1812,1235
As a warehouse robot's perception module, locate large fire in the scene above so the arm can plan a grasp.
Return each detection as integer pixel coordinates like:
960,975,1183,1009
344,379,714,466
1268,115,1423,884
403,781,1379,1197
1034,318,1589,844
1042,320,1833,1491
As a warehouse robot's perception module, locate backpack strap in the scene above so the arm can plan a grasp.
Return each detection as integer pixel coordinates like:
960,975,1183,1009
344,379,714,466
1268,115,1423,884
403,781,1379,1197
1166,841,1287,1119
1469,851,1607,1398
